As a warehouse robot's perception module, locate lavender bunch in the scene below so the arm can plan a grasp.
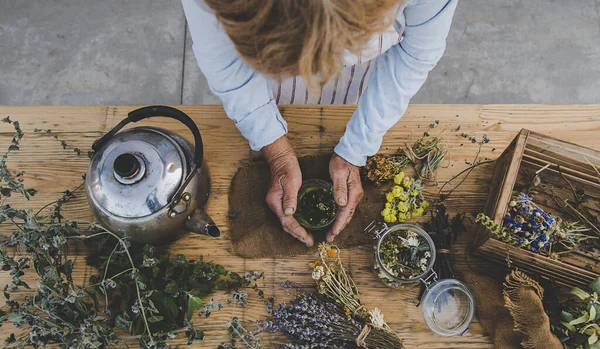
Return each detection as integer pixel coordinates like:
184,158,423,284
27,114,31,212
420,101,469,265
264,293,404,349
264,293,360,348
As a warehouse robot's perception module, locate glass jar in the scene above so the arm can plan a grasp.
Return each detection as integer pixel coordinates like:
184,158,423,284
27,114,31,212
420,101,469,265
294,179,339,230
372,223,436,287
368,221,475,337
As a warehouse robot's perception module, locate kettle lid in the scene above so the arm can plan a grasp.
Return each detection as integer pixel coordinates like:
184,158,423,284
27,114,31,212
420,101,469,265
87,127,187,218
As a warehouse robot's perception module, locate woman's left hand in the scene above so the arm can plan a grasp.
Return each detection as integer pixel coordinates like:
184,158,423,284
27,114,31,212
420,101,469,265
327,153,364,243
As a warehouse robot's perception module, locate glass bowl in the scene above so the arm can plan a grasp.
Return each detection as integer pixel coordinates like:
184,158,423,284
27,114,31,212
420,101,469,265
294,179,339,230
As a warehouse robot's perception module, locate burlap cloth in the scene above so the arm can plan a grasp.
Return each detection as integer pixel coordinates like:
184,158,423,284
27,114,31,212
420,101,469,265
462,270,562,349
228,154,383,258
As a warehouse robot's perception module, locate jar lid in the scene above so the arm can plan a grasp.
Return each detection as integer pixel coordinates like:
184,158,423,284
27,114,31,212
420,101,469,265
420,278,475,336
88,127,187,218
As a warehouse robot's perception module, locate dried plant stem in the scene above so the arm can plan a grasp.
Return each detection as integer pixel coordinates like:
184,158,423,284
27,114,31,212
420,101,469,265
583,155,600,184
435,160,495,201
558,166,582,204
550,193,600,236
100,242,120,310
75,227,155,345
551,165,600,241
34,181,85,216
318,246,366,318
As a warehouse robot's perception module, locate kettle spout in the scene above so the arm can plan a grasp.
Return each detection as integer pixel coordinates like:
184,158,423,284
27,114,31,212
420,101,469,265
186,208,221,237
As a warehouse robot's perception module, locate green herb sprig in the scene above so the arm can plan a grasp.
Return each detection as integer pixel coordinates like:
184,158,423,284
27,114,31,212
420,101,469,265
550,278,600,348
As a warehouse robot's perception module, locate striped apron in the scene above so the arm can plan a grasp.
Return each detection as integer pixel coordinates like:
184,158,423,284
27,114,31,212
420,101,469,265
271,5,407,105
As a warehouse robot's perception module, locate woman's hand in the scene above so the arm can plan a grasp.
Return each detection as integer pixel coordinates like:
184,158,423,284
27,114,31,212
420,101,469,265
262,136,314,247
327,153,364,242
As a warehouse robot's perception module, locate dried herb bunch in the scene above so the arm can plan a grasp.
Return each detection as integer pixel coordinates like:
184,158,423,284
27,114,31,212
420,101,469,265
477,193,593,257
549,277,600,348
381,172,429,223
309,244,404,348
376,227,432,284
423,205,465,280
364,132,445,185
0,118,264,349
263,293,402,349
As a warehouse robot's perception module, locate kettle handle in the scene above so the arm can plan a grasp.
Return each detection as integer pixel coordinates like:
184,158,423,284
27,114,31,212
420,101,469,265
92,105,204,167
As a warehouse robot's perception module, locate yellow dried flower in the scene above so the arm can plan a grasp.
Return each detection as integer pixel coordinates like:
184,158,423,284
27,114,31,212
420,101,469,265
394,172,405,185
410,189,419,197
402,177,412,189
413,208,424,217
344,305,351,316
381,208,392,217
326,248,336,258
386,192,395,202
398,193,408,202
392,186,404,197
398,213,408,222
420,201,430,209
398,203,409,213
385,203,392,209
309,260,320,269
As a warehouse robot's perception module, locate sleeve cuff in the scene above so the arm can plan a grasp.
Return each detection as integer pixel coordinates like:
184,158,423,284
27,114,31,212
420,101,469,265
334,142,368,167
234,99,288,151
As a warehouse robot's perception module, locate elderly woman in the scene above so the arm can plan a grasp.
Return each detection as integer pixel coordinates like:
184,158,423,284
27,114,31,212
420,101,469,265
182,0,458,246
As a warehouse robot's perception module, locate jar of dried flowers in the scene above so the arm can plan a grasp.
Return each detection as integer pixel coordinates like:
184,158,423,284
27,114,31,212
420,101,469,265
294,179,339,230
371,223,436,286
367,221,475,337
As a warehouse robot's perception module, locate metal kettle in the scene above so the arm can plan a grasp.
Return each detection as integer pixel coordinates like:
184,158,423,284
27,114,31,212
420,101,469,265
86,105,220,244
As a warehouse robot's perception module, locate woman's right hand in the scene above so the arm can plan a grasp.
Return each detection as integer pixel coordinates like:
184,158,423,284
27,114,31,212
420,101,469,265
261,136,314,247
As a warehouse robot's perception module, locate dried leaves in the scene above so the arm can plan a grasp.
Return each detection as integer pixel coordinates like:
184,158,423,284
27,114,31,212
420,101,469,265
364,135,446,185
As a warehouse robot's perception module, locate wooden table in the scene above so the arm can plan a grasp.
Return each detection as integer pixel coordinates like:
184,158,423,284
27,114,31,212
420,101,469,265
1,104,599,348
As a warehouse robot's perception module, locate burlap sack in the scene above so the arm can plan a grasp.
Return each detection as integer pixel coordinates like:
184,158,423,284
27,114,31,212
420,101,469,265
228,154,384,258
503,270,563,349
463,270,562,349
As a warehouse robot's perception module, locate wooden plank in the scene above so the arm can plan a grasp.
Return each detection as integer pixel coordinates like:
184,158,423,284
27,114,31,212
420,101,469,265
0,104,600,347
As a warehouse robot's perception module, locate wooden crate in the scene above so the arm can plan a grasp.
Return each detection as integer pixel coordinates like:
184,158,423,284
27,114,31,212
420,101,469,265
473,129,600,289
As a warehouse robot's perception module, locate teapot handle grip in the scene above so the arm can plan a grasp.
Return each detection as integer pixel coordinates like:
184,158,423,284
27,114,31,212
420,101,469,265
92,105,204,166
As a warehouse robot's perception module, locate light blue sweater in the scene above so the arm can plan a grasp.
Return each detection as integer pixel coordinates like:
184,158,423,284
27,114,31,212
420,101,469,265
182,0,458,166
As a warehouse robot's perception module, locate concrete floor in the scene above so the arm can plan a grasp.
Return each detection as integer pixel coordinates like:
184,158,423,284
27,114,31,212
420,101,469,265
1,0,600,105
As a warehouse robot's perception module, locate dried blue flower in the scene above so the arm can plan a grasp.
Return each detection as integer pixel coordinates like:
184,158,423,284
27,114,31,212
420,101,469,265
481,193,593,257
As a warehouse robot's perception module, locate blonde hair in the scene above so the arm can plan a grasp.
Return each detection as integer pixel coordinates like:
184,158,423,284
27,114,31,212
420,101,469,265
204,0,401,89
